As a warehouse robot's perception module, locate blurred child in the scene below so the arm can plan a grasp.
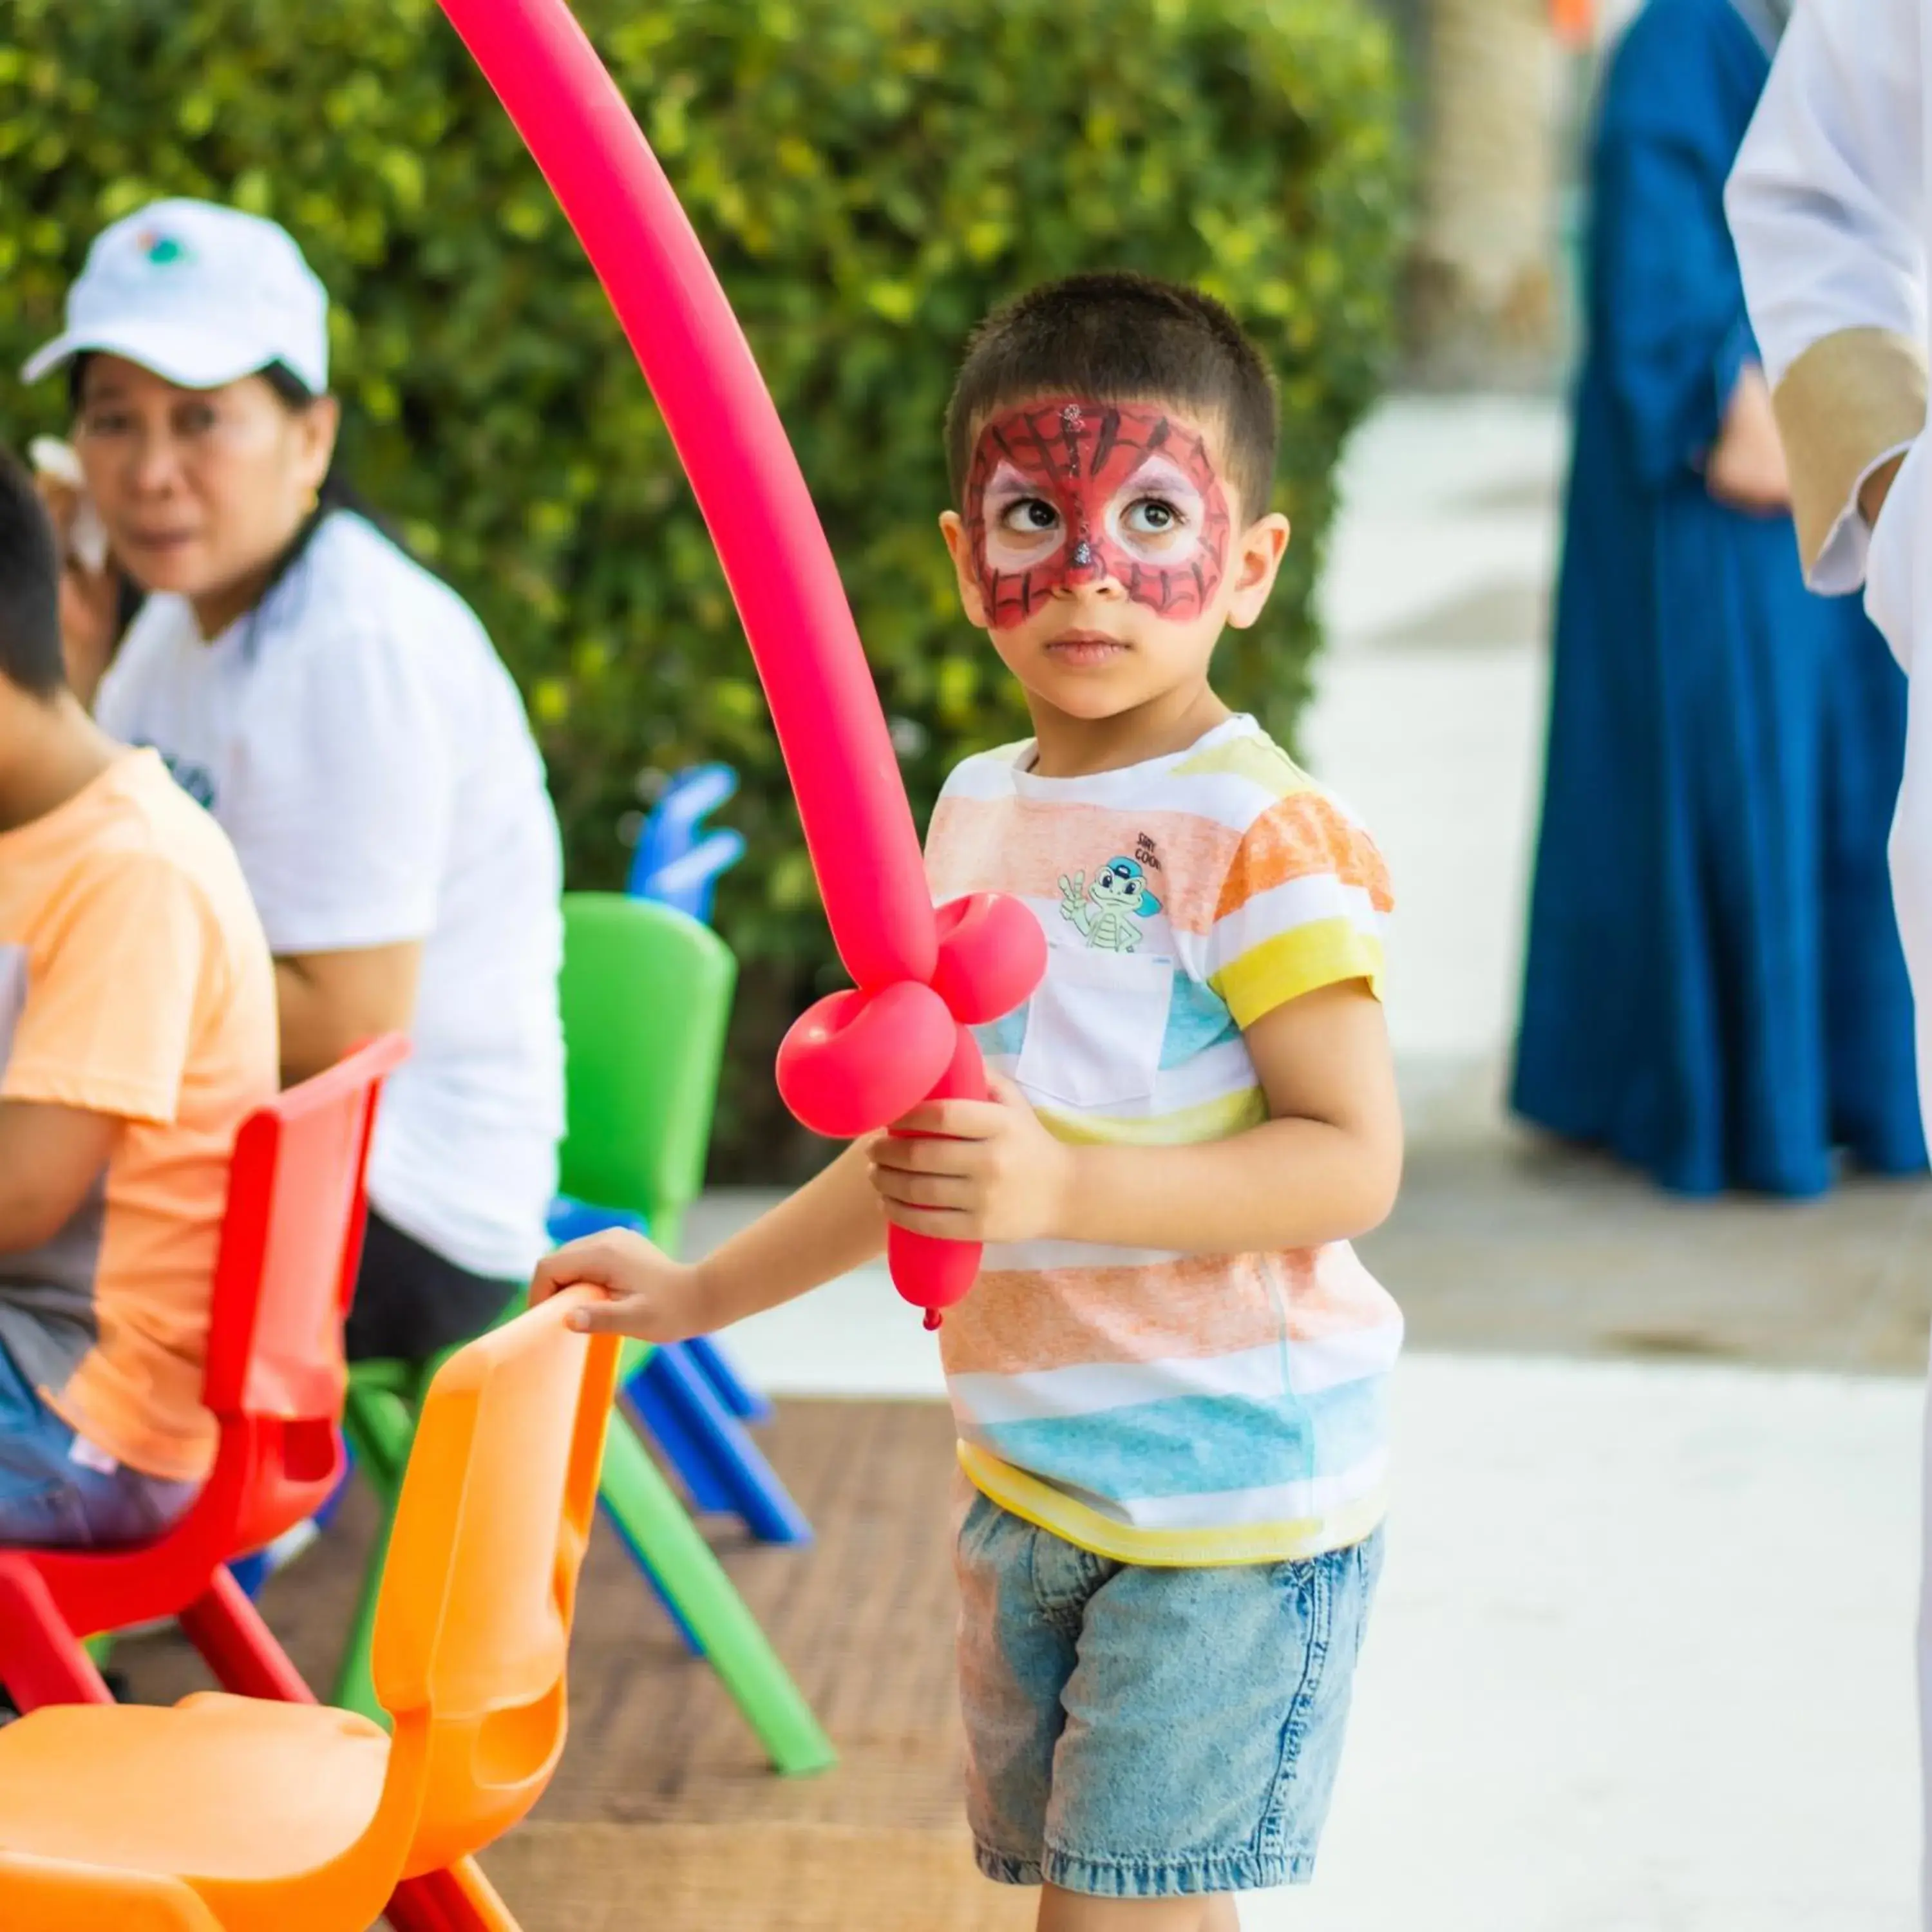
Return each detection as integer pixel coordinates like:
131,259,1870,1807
0,443,275,1546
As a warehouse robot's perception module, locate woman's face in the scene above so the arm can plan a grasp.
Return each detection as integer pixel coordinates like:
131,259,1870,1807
72,355,337,612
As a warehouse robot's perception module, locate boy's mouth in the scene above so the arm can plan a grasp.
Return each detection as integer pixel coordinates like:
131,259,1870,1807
1045,630,1128,667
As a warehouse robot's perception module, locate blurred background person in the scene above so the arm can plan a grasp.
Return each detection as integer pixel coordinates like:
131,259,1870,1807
28,198,567,1361
1510,0,1924,1196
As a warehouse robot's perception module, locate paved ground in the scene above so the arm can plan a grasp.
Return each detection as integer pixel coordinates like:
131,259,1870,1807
690,395,1931,1927
718,1295,1922,1932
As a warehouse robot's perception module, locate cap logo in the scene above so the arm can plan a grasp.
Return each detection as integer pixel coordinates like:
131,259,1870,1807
135,229,191,268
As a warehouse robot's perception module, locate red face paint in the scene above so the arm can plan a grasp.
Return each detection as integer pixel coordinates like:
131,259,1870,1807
965,399,1231,629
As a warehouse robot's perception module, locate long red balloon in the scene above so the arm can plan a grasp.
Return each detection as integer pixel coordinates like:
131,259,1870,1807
436,0,1046,1320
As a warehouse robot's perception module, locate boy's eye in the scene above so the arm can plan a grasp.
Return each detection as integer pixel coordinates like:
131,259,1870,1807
1121,497,1183,536
998,497,1060,536
176,403,220,435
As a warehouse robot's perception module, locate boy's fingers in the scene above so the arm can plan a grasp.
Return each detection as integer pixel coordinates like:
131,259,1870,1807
983,1072,1029,1108
871,1169,972,1211
871,1133,974,1177
889,1099,1002,1139
880,1201,974,1241
528,1253,580,1303
530,1232,650,1302
564,1295,643,1335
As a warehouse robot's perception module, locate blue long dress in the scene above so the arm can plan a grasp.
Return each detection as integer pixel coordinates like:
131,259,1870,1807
1511,0,1924,1195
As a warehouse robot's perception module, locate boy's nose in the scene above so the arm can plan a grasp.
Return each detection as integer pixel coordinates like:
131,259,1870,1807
1063,536,1103,585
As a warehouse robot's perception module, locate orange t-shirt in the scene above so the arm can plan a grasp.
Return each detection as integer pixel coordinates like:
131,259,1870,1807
0,750,278,1481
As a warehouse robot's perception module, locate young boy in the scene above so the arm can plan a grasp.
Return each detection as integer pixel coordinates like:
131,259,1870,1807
0,444,277,1546
535,273,1403,1929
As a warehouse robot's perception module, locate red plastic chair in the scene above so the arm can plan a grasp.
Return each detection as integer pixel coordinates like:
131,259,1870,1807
0,1034,410,1712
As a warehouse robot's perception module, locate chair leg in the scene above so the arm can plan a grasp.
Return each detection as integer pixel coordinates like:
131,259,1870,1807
625,1349,741,1515
594,1486,707,1658
385,1856,520,1931
626,1345,813,1544
331,1485,394,1726
0,1568,113,1712
679,1333,774,1423
334,1384,415,1725
179,1566,316,1703
596,1415,835,1776
346,1381,419,1490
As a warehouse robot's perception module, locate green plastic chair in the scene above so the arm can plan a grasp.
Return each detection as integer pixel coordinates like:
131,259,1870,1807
331,893,833,1777
556,889,732,1260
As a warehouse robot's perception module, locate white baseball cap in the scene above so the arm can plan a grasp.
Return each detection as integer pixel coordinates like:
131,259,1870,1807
23,198,330,395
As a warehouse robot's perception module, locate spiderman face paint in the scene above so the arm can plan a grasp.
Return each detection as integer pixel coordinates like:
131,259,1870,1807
965,399,1232,630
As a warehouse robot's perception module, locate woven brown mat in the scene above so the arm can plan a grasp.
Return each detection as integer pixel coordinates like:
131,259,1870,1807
479,1823,1034,1932
117,1398,976,1841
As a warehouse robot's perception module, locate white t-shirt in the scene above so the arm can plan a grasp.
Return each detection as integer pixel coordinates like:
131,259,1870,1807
97,511,565,1282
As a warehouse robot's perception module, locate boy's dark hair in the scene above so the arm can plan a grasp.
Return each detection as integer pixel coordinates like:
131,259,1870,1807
0,443,67,699
945,272,1280,518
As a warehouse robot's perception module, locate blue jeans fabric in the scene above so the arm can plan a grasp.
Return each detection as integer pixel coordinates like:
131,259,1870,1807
955,1488,1383,1897
0,1341,196,1548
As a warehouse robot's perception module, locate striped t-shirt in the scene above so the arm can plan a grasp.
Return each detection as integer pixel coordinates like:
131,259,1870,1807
923,712,1402,1566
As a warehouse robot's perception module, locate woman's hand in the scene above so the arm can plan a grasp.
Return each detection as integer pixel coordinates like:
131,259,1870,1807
1706,365,1792,514
529,1227,714,1342
867,1074,1077,1245
35,471,124,704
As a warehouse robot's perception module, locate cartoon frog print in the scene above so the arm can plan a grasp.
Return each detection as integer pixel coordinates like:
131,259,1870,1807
1059,856,1164,953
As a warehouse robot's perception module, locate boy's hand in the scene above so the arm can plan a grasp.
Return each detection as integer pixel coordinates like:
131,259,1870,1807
869,1074,1075,1245
529,1227,712,1341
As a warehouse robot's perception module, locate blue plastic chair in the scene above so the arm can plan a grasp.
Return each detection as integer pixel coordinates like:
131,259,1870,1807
627,762,747,926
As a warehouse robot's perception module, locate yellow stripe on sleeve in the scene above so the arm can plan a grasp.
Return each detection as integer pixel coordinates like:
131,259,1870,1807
1210,919,1385,1028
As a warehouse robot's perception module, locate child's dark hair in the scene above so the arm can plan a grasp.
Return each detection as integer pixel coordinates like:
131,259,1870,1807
0,442,68,699
945,272,1280,518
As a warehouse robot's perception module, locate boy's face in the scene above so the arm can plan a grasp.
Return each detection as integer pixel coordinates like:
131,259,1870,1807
940,395,1289,725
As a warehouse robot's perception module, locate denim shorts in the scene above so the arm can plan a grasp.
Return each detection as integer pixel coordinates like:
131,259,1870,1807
0,1341,197,1549
954,1488,1383,1898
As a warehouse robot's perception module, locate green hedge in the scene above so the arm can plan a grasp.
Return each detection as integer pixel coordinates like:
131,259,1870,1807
2,0,1407,1179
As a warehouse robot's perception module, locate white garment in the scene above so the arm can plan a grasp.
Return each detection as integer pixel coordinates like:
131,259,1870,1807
97,511,564,1281
1729,12,1932,1920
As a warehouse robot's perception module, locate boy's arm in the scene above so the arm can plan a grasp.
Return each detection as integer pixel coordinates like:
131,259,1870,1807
1,851,209,1255
0,1101,120,1252
871,978,1402,1256
1055,980,1399,1253
533,1137,887,1340
1725,0,1926,585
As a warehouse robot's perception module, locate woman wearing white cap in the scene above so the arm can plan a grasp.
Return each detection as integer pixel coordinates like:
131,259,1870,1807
28,197,566,1363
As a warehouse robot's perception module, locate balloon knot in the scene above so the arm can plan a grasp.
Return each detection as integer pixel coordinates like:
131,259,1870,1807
923,1309,943,1332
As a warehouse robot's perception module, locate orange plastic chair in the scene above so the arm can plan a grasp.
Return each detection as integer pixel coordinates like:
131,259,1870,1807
0,1287,620,1931
0,1034,409,1713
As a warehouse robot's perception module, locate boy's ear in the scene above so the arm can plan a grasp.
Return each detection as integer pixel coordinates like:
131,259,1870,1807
1223,512,1291,632
939,510,989,629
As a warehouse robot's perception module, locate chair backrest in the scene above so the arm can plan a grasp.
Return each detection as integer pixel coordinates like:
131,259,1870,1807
368,1289,619,1874
13,1034,410,1635
202,1034,412,1426
555,892,735,1255
625,761,739,899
